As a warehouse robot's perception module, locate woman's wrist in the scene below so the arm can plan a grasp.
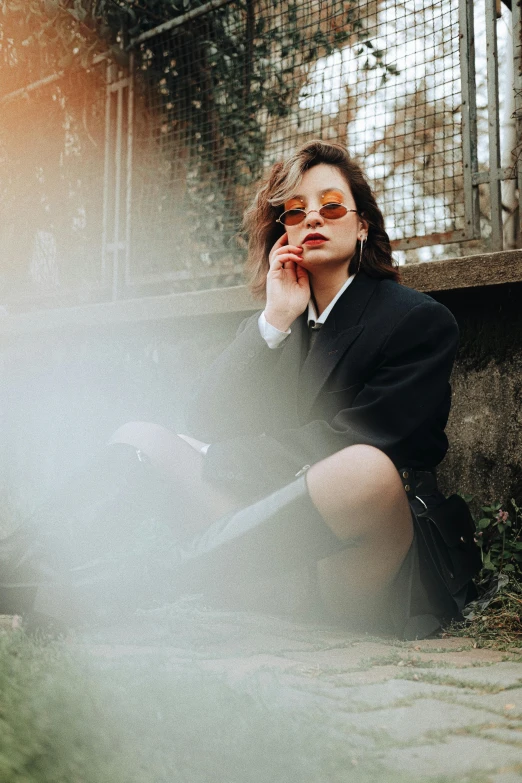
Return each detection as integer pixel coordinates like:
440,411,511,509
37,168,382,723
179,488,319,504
263,307,295,333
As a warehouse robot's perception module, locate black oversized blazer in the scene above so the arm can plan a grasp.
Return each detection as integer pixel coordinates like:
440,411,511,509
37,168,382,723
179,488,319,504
185,272,459,499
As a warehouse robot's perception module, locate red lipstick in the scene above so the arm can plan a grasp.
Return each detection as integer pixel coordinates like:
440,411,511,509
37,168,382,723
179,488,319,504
303,232,328,246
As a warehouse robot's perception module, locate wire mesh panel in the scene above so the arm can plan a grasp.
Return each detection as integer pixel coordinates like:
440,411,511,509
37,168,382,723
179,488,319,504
131,5,257,290
344,0,465,250
131,0,465,284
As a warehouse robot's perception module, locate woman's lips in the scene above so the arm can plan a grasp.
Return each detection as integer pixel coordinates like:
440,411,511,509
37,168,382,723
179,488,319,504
303,233,328,246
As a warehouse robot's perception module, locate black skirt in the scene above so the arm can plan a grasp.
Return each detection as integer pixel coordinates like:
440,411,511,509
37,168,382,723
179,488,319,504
388,492,478,640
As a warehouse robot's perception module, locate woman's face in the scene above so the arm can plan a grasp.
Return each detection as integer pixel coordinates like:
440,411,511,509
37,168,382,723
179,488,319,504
283,163,367,275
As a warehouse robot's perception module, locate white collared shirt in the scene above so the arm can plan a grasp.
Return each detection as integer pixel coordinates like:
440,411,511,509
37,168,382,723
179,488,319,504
258,274,355,348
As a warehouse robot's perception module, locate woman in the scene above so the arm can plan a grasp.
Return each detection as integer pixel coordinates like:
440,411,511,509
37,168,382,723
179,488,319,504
1,140,480,638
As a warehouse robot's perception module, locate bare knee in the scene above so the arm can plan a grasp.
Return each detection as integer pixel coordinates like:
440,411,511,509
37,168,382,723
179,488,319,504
309,444,404,506
346,445,405,506
109,421,178,451
307,445,410,540
342,444,396,472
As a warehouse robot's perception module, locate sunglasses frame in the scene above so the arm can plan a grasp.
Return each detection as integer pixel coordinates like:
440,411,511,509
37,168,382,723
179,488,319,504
276,203,358,227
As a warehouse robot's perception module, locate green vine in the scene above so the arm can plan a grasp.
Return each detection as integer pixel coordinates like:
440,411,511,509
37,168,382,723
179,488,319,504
474,499,522,577
449,497,522,647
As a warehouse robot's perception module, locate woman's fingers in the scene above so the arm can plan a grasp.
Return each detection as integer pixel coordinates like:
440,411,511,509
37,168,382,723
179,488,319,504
269,248,303,270
269,233,303,270
265,233,309,325
271,255,303,271
295,262,309,282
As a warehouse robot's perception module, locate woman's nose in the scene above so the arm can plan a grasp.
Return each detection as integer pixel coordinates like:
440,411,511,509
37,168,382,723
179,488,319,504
305,210,324,228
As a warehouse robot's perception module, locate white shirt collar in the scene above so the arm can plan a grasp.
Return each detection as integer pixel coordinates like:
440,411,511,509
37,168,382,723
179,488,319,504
307,275,355,326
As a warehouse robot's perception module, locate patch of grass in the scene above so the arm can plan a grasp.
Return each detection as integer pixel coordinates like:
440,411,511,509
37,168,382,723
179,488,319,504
447,576,522,650
358,649,404,667
0,631,135,783
446,496,522,649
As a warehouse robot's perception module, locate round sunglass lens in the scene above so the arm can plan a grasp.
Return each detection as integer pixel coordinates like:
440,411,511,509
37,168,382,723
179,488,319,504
282,209,306,226
320,204,348,219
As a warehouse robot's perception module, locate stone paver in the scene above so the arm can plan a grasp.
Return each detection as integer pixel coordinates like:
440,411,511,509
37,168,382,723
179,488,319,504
73,608,522,782
380,736,522,777
257,642,402,671
294,677,460,710
481,726,522,745
404,647,508,666
408,662,522,690
449,687,522,718
341,698,509,743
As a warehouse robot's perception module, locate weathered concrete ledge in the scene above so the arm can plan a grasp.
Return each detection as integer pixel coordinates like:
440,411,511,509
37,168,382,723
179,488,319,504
1,249,521,335
400,248,522,292
0,285,259,336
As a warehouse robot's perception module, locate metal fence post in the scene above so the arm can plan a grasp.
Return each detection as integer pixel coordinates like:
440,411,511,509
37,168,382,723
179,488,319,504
459,0,481,241
511,0,522,245
101,60,113,292
101,59,133,300
124,52,134,289
485,0,503,250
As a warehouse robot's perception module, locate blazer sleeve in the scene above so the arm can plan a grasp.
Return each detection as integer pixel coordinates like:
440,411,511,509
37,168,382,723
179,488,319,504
198,300,459,493
184,311,286,441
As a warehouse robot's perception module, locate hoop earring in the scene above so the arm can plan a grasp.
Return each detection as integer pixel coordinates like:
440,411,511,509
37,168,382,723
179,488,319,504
355,237,366,275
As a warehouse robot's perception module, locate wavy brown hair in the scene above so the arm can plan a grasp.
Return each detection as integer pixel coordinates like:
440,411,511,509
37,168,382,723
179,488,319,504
243,140,400,298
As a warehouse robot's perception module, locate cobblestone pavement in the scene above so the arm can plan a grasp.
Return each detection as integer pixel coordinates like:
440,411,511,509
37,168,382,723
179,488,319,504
75,605,522,782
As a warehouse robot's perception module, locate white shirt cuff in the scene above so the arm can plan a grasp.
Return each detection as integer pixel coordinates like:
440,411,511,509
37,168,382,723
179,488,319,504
177,433,211,455
258,311,291,349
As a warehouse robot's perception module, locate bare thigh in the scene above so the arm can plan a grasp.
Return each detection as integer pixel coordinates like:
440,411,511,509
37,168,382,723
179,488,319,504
306,445,414,627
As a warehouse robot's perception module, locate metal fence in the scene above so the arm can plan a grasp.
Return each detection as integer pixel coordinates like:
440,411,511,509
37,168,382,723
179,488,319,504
0,0,520,310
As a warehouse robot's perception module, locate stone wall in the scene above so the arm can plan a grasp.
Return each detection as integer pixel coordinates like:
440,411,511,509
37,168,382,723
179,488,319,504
1,250,521,521
429,281,522,506
400,251,522,505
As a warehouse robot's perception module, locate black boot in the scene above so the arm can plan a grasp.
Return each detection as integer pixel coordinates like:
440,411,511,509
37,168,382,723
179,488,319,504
158,474,351,599
0,443,175,623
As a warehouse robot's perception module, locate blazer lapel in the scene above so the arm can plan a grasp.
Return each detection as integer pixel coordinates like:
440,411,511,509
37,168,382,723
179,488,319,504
298,273,379,414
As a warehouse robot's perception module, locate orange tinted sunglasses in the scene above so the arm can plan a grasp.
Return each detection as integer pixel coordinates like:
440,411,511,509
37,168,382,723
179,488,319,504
276,203,358,226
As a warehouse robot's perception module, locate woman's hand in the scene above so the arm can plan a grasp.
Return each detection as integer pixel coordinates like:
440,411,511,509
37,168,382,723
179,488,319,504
264,233,310,332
